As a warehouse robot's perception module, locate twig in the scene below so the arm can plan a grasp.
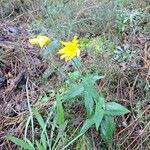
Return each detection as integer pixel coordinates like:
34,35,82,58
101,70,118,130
25,78,34,143
125,121,150,150
129,74,139,118
116,105,150,136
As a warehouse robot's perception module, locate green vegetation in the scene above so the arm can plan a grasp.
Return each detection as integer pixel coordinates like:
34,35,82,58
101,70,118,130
0,0,150,149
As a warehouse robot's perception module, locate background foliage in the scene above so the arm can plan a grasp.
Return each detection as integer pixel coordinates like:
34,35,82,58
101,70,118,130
0,0,150,149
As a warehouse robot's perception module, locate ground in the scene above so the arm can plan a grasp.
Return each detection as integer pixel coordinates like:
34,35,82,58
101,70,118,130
0,0,150,150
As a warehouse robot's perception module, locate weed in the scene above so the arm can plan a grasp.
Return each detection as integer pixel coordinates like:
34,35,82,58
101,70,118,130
2,0,150,149
6,33,130,149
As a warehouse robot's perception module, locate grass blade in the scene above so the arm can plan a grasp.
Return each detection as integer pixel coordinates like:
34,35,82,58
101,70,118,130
6,135,34,150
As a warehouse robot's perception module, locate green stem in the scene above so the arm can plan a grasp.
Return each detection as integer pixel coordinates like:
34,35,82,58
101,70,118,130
72,59,82,74
61,133,83,150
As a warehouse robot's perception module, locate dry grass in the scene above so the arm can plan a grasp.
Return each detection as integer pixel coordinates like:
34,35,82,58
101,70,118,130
0,0,150,149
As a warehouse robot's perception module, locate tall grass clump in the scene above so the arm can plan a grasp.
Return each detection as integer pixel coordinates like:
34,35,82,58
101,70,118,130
35,0,116,39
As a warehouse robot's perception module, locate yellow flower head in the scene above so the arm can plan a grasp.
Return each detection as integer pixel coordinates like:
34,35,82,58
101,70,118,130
58,35,80,61
29,35,51,48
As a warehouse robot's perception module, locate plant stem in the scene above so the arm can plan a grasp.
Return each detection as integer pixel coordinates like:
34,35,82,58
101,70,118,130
72,59,82,74
26,78,34,144
61,133,83,150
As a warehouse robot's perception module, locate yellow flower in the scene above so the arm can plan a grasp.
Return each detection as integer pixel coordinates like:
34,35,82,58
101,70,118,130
29,35,51,48
57,35,80,61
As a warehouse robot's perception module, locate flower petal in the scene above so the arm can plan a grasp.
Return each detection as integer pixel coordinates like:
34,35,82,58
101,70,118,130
29,38,38,45
60,41,69,46
73,35,78,41
65,56,70,62
60,54,67,60
57,48,65,54
29,35,51,48
77,49,80,57
58,35,80,61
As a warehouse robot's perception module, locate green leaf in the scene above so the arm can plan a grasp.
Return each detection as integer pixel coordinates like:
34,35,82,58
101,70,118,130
84,91,94,117
6,135,34,150
105,102,130,116
36,141,46,150
69,71,81,81
100,116,115,146
82,76,98,99
93,75,105,82
80,117,95,134
43,39,60,58
41,133,46,149
94,108,104,131
98,95,105,108
26,139,34,149
32,108,48,149
94,107,104,131
56,93,65,125
65,83,84,99
32,108,45,130
94,96,105,130
72,57,81,67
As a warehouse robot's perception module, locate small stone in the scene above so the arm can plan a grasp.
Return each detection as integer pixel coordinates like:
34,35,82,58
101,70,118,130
7,26,18,34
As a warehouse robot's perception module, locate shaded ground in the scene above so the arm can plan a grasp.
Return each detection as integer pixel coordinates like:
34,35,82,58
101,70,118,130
0,20,54,149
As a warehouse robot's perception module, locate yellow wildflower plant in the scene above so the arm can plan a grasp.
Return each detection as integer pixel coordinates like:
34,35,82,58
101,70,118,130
58,35,80,61
29,35,51,48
